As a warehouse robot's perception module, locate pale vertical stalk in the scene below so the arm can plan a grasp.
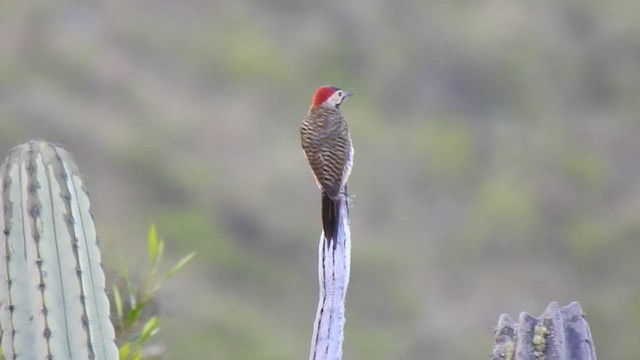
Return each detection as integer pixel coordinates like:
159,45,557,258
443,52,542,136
308,198,351,360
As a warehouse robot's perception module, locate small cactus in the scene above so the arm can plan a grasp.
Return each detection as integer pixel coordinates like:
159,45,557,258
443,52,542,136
492,302,596,360
0,140,117,359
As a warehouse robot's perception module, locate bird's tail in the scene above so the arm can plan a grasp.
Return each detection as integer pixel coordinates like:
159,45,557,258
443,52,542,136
321,190,340,247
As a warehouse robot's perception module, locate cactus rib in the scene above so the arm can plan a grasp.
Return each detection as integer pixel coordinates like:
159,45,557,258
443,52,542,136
0,140,117,359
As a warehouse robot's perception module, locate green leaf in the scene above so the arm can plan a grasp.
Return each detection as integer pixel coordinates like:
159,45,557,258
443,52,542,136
126,300,148,327
148,223,159,264
119,342,131,360
116,224,195,358
164,252,196,280
138,316,160,344
126,275,137,311
113,285,123,325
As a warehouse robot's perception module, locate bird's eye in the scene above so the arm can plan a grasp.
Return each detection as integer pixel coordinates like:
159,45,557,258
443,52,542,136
337,91,344,97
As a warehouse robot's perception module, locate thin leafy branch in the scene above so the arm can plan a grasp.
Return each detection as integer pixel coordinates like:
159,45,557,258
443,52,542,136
113,224,196,360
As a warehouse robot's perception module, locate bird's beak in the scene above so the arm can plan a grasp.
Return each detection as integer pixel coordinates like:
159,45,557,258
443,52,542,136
343,91,354,98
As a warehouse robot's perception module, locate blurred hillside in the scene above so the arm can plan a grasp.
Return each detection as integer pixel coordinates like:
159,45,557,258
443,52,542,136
2,1,640,359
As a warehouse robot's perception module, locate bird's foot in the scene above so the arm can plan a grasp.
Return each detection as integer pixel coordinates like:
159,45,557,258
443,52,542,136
342,192,355,208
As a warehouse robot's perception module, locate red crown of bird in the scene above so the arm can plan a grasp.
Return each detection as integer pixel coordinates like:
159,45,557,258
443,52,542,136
311,86,340,107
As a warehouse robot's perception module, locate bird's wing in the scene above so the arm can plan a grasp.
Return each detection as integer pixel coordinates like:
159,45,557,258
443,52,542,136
301,109,351,199
317,119,349,198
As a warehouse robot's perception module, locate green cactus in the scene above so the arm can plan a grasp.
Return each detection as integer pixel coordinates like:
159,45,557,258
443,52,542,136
493,302,596,360
0,140,117,359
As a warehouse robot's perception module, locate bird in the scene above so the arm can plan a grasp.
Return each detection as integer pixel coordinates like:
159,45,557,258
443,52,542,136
301,85,354,246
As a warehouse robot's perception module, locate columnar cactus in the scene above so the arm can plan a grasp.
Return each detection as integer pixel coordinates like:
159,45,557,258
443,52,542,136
0,140,117,359
493,302,596,360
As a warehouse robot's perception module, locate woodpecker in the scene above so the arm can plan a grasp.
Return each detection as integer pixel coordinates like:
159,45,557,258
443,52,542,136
301,85,354,246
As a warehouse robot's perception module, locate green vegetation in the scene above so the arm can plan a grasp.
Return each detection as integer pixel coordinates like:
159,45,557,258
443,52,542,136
113,225,195,360
1,1,639,358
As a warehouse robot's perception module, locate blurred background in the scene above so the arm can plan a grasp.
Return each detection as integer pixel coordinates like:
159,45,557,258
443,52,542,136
2,0,640,359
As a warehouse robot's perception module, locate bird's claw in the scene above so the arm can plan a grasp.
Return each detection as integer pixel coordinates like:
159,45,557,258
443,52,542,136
342,192,355,208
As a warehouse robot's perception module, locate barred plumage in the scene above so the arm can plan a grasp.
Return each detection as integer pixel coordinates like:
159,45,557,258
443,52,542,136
301,86,353,245
301,106,352,198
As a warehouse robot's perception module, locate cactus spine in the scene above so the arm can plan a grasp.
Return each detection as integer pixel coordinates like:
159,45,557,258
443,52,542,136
0,140,117,359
